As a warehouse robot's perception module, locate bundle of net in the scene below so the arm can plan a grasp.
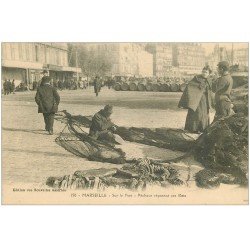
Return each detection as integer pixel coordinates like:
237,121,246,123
46,158,185,191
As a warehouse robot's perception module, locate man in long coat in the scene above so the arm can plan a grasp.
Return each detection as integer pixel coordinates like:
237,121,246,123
35,76,60,135
213,61,233,120
93,76,102,97
178,67,214,133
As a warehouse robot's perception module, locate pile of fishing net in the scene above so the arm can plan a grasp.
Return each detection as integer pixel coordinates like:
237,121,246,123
55,110,197,165
55,122,126,164
46,158,197,191
193,83,249,189
194,112,248,188
231,84,248,115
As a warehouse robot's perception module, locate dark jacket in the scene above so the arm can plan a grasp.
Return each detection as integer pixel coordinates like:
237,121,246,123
214,72,233,103
89,109,114,138
35,83,60,113
93,78,102,93
178,75,213,112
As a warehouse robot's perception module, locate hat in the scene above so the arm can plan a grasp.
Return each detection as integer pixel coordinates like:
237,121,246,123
41,70,48,74
217,61,230,71
103,104,113,113
41,76,51,85
202,65,212,74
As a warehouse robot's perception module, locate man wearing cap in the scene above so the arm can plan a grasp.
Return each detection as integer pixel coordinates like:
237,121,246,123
213,61,233,119
89,105,117,142
38,70,49,87
35,76,60,135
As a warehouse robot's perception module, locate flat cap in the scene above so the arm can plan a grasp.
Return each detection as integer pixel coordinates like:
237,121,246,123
217,61,230,70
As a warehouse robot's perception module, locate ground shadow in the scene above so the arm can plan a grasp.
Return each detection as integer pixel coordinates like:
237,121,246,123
2,127,46,135
141,146,185,161
3,148,78,158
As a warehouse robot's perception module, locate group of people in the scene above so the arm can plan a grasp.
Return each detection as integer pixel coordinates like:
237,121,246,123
2,79,15,95
35,61,234,139
89,61,235,143
33,78,88,91
179,61,233,133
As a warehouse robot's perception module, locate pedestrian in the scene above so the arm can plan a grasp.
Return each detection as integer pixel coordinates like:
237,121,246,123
35,76,60,135
7,79,12,94
213,61,234,120
33,81,38,91
178,66,213,133
11,79,15,94
93,76,102,97
3,79,8,95
58,80,63,90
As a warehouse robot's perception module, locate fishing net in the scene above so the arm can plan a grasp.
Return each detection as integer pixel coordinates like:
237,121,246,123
46,158,190,191
194,112,248,188
55,110,197,153
55,118,126,164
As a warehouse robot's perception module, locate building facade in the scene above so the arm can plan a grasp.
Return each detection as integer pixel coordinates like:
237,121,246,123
172,43,206,74
83,43,153,77
206,45,249,71
233,48,248,67
145,43,173,77
1,42,81,87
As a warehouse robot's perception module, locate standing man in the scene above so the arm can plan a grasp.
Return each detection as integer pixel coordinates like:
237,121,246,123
35,76,60,135
7,79,12,94
11,79,15,94
3,79,8,95
213,61,233,120
93,76,102,97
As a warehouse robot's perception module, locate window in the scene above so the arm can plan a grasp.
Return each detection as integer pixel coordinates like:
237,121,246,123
5,43,11,59
44,46,47,63
1,44,6,59
11,44,15,60
18,43,23,60
46,47,50,63
29,44,33,62
35,45,39,62
56,50,60,65
26,43,30,61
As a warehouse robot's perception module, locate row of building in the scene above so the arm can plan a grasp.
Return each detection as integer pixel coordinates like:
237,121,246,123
82,43,207,77
206,44,249,70
1,42,81,86
1,43,248,86
73,43,248,77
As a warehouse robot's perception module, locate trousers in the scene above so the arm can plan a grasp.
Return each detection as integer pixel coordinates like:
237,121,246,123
43,113,55,131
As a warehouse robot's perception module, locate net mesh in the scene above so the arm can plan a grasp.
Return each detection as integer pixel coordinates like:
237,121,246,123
55,115,126,164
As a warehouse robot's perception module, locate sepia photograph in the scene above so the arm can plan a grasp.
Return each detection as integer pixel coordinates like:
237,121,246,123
1,42,248,204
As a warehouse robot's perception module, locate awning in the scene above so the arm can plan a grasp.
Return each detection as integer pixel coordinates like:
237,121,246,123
45,64,63,71
62,66,82,73
2,59,43,70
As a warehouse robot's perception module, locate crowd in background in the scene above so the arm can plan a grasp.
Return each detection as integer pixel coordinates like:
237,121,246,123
1,74,208,94
2,79,16,95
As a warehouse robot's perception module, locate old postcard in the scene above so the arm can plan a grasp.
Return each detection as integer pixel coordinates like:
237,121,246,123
1,42,248,204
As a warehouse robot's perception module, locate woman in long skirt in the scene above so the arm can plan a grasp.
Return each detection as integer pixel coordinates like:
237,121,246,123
178,66,213,133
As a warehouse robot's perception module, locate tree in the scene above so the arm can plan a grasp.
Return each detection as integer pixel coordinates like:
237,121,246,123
68,43,112,79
